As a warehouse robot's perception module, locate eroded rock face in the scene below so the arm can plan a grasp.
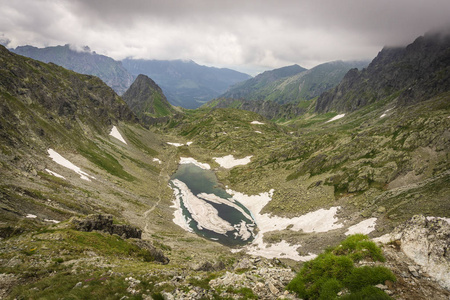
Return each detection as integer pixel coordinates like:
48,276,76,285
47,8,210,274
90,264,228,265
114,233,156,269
400,216,450,289
73,214,142,239
377,215,450,289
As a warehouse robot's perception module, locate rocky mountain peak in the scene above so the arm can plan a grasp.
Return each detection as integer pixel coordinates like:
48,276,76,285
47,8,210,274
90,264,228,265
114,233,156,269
316,32,450,113
122,74,176,124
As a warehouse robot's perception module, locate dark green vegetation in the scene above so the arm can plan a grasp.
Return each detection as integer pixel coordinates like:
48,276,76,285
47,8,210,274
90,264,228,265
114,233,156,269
122,58,251,109
286,235,396,299
12,44,134,95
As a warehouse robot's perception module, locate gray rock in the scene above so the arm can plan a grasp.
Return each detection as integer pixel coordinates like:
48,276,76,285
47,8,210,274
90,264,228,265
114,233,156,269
73,214,141,239
162,292,174,300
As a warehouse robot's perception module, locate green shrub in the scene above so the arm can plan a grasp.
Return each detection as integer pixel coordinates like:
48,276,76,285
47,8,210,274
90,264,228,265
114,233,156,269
287,253,353,299
339,286,392,300
333,234,385,262
286,234,395,300
344,266,396,292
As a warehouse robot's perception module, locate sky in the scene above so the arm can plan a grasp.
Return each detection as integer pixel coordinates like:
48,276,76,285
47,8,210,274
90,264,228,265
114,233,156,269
1,0,450,75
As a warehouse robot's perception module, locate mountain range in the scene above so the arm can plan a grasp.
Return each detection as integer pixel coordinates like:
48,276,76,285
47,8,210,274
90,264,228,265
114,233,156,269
11,45,252,109
205,60,369,120
11,44,134,96
122,58,252,109
0,31,449,299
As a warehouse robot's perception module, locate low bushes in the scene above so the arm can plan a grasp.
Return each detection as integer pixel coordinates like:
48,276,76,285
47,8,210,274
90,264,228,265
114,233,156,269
286,234,395,299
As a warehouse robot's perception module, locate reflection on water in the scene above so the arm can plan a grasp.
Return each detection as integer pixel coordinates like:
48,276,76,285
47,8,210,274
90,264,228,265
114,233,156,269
170,163,256,246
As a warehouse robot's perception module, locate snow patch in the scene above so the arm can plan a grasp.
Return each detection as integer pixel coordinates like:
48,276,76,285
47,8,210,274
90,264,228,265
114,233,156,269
44,219,60,224
326,114,345,123
167,142,193,147
345,218,377,236
251,121,264,125
26,214,37,219
228,189,343,261
153,158,162,164
48,149,95,181
167,142,184,147
254,131,262,134
179,157,211,170
109,126,127,144
45,169,66,179
213,155,253,169
380,108,393,118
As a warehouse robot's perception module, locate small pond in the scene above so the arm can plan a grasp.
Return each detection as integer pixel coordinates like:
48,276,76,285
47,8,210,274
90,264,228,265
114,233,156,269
170,163,256,246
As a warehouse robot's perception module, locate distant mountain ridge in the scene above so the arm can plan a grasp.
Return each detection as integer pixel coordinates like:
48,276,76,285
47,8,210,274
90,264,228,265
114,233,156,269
220,61,369,104
220,64,307,102
121,58,251,109
11,44,134,95
316,32,450,113
207,60,369,119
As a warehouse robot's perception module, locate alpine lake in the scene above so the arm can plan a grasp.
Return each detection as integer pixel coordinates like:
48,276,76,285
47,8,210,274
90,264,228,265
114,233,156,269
170,163,256,246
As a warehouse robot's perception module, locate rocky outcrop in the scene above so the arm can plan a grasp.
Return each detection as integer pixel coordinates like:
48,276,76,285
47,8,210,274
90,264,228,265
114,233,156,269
73,214,142,239
132,239,170,265
376,215,450,290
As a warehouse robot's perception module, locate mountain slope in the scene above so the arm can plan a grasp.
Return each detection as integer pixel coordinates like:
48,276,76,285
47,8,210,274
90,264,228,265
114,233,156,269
122,58,251,109
316,32,450,113
220,64,307,102
219,61,368,105
11,44,134,95
122,74,177,124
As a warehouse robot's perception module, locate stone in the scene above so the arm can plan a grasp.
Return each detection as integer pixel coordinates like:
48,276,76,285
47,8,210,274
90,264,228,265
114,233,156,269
268,282,279,295
162,292,174,300
408,265,420,277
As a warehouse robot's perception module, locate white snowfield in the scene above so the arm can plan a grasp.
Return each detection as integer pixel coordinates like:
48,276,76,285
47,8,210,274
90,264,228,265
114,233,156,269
250,121,265,125
213,155,253,169
109,126,127,144
170,157,381,261
47,149,95,181
179,157,211,170
228,189,343,261
326,114,345,123
345,218,377,235
153,158,162,164
167,142,193,147
45,169,66,179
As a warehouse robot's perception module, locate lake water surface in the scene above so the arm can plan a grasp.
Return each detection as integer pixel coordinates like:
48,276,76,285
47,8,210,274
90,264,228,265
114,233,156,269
170,163,256,246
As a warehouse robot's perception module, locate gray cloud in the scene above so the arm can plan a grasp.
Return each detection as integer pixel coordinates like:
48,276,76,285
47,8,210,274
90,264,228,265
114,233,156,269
1,0,450,74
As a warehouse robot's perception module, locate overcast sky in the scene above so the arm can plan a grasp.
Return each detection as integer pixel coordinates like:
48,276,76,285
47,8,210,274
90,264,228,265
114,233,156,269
1,0,450,75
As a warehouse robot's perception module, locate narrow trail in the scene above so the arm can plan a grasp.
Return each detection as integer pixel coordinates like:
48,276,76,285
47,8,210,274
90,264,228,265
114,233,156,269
143,149,177,234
